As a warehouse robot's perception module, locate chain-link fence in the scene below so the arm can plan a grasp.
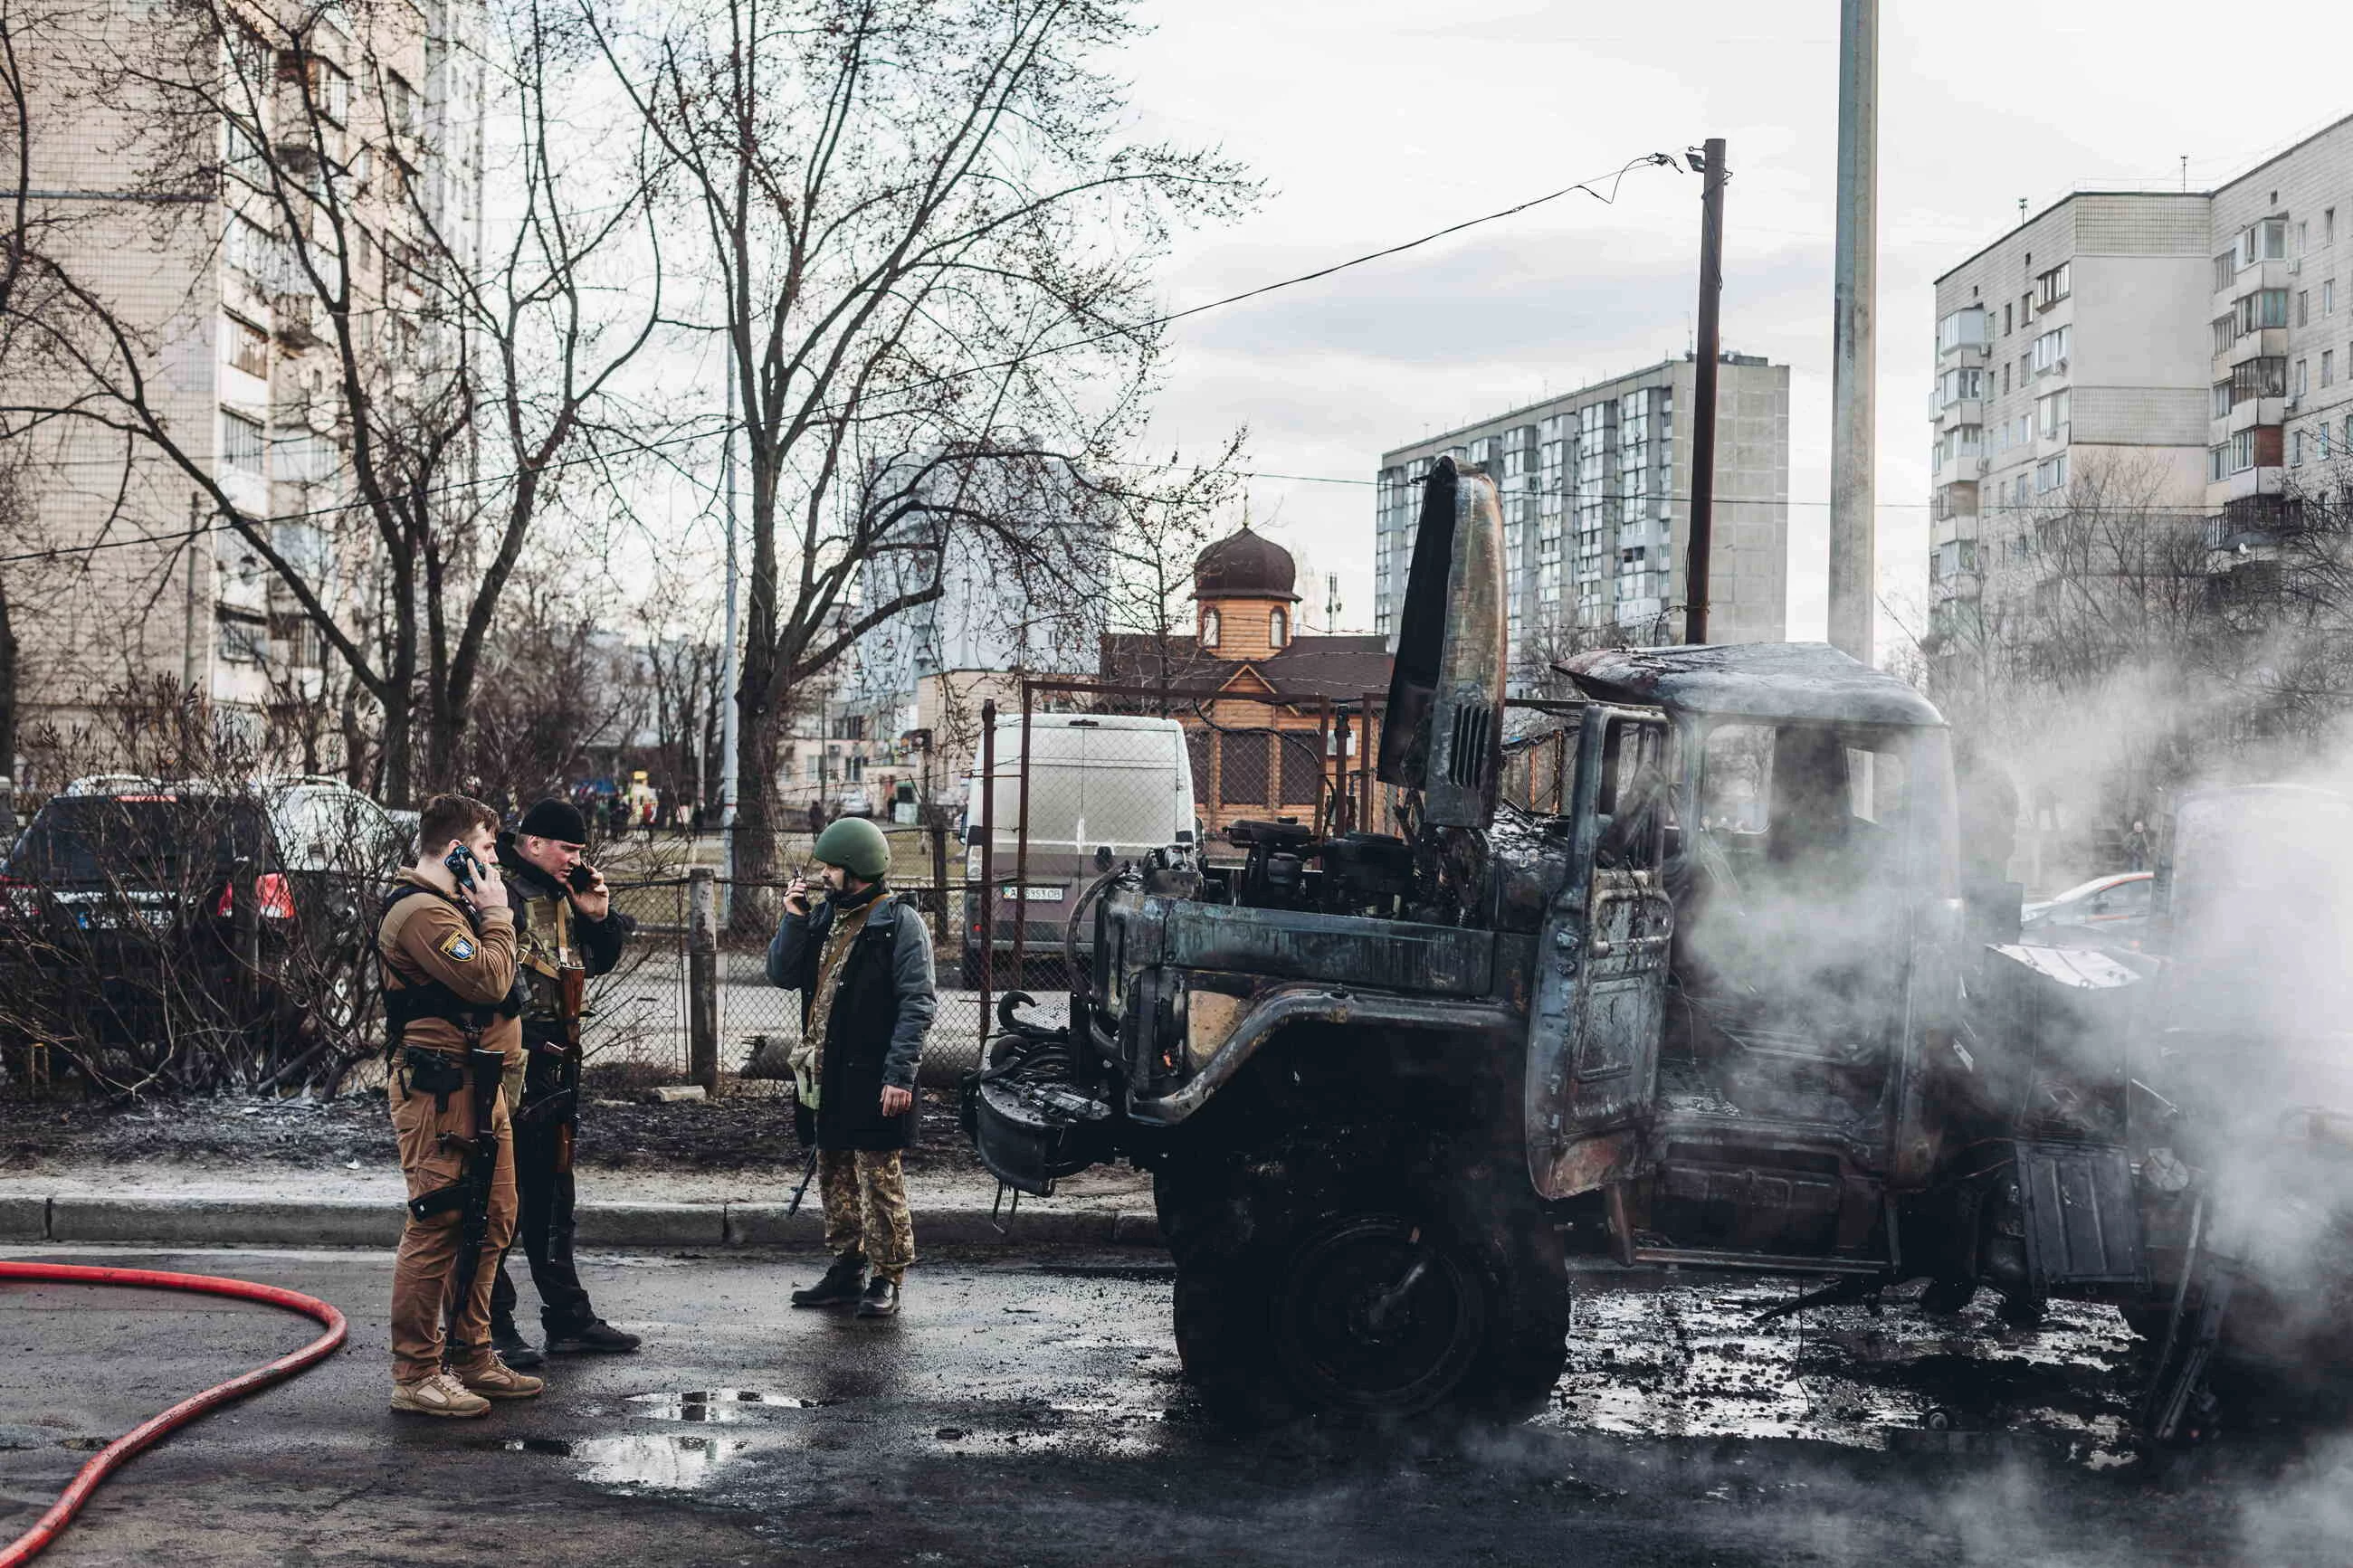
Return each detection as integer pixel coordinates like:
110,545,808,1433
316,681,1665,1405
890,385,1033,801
586,872,987,1089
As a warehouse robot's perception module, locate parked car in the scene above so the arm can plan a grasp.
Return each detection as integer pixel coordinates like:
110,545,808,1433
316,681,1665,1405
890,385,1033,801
2019,870,2156,952
0,774,405,1050
959,714,1198,987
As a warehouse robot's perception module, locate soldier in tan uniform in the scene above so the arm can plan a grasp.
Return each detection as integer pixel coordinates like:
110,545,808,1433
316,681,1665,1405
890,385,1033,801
380,794,544,1417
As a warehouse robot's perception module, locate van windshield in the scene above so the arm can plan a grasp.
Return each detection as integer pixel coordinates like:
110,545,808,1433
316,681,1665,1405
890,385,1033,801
977,724,1187,851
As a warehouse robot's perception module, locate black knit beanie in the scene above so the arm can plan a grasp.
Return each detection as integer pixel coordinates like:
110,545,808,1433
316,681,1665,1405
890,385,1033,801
519,797,590,843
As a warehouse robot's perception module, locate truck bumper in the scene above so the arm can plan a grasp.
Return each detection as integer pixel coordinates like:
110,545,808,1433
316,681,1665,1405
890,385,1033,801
967,1074,1117,1197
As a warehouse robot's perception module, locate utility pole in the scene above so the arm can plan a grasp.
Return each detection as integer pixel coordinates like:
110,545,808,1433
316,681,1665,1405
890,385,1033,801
719,354,741,836
1684,136,1727,647
181,492,205,693
1827,0,1879,663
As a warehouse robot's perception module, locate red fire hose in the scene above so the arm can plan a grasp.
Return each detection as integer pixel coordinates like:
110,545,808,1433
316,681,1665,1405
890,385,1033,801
0,1260,348,1566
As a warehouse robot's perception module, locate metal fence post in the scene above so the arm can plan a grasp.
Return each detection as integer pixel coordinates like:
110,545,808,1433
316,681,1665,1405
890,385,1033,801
977,700,996,1048
688,867,719,1095
1011,680,1034,981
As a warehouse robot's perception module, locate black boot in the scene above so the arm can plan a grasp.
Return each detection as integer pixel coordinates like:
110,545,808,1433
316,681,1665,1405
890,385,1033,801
491,1314,545,1370
544,1316,642,1354
854,1276,900,1318
791,1252,869,1308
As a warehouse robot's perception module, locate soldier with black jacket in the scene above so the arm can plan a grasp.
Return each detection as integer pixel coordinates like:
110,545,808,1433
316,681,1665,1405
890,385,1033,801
488,797,640,1365
767,816,936,1317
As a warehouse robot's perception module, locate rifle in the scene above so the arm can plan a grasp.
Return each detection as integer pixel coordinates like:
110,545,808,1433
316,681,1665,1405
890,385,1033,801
786,1143,821,1216
413,1046,505,1354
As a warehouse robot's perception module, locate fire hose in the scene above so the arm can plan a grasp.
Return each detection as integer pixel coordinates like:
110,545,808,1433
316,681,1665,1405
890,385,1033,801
0,1260,348,1567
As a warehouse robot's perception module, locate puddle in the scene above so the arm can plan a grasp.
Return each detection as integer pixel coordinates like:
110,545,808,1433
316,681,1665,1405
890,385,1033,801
472,1434,762,1489
625,1389,819,1422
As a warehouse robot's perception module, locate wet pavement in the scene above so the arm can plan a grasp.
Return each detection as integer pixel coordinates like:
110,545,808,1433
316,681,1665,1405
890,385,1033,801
0,1245,2346,1565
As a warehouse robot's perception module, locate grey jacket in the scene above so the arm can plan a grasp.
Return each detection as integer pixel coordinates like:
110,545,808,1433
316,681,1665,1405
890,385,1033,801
766,891,936,1089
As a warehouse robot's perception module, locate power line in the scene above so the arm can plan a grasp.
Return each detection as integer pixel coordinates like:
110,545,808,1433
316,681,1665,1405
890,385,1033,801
0,156,1688,571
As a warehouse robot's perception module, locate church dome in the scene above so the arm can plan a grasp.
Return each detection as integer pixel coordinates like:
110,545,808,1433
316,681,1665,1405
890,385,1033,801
1194,526,1299,602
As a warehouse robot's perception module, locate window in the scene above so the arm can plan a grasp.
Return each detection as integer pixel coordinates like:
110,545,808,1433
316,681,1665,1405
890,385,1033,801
2002,363,2012,395
2210,445,2227,482
2014,474,2030,508
2233,356,2286,400
2301,290,2311,327
2034,261,2071,309
2324,423,2333,461
2240,217,2289,267
1268,607,1288,649
2215,252,2239,291
2215,315,2238,355
1200,608,1220,649
223,114,266,186
2300,221,2311,255
2031,326,2071,375
2005,302,2014,336
1936,366,1983,408
2036,388,2070,441
2230,429,2259,473
2237,288,2291,334
385,71,414,135
2215,381,2234,418
2299,358,2310,398
2021,291,2034,327
224,314,267,378
2326,350,2336,389
2330,209,2339,246
1218,732,1272,807
220,409,264,472
2329,280,2338,317
224,213,281,286
2034,454,2069,494
1936,306,1987,353
216,613,268,666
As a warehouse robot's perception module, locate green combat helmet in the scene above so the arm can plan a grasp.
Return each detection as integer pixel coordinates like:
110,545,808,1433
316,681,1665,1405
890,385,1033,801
813,816,891,880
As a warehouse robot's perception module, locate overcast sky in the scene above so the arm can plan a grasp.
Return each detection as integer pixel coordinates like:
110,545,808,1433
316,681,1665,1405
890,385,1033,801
1113,0,2353,645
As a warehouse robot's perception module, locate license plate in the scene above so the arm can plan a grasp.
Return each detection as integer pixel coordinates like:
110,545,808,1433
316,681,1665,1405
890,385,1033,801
1007,886,1064,902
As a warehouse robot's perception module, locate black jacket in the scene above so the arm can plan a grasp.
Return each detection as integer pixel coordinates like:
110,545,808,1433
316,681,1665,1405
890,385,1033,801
495,833,628,978
767,889,937,1151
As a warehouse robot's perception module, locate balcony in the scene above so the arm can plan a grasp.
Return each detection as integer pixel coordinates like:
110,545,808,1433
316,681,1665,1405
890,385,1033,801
1933,447,1986,488
2214,258,2291,307
1935,397,1983,430
2225,395,2287,435
2225,328,2291,370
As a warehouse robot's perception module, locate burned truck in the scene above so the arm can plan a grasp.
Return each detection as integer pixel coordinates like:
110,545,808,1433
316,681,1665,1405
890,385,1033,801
967,456,2317,1428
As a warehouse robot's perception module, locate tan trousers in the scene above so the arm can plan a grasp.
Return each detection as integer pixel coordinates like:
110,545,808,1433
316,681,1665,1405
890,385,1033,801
818,1149,914,1283
389,1057,518,1382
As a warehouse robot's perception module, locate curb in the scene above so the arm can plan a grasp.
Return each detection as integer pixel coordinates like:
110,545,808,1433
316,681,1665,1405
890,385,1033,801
11,1194,1163,1252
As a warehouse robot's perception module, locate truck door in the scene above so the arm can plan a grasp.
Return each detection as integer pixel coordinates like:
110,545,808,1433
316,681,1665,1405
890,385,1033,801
1527,707,1674,1200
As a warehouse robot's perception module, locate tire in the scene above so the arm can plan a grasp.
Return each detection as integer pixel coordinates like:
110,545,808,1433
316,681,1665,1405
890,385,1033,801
1154,1136,1570,1427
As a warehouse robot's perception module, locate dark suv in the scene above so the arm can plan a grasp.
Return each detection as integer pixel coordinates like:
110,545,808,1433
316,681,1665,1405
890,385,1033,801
0,776,404,1057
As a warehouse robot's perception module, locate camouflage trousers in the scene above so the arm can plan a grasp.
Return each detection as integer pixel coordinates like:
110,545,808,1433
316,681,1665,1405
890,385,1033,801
818,1149,914,1282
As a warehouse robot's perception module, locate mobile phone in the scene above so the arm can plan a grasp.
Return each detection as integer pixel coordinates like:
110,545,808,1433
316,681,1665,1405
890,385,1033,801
443,844,482,892
567,862,596,893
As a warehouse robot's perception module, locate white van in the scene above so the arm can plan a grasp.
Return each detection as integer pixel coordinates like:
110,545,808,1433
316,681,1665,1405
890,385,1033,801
958,714,1196,984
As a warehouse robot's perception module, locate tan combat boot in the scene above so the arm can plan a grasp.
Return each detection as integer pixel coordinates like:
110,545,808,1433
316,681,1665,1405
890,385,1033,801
390,1371,491,1419
452,1354,546,1400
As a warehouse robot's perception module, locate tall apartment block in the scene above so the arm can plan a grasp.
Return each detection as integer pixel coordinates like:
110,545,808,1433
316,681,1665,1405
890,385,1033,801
1929,115,2353,642
1373,355,1789,664
7,0,479,774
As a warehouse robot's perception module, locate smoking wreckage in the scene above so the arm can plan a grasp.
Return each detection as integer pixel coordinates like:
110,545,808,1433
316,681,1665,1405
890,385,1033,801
967,456,2353,1440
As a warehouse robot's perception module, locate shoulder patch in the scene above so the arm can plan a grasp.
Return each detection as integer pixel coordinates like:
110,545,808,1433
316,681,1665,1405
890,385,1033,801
438,931,478,962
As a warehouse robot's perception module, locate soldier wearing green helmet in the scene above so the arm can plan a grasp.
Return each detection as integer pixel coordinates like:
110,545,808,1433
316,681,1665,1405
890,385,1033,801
766,815,936,1317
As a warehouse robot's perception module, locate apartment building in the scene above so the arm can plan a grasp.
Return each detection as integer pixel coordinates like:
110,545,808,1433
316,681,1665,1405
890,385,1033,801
7,0,479,779
1373,355,1790,664
1929,116,2353,642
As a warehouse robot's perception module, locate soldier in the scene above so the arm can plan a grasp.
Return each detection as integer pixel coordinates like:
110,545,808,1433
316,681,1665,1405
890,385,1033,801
767,816,936,1317
487,797,641,1366
381,793,543,1417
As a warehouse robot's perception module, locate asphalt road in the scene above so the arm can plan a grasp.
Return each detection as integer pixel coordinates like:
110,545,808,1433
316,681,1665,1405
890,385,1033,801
0,1246,2346,1567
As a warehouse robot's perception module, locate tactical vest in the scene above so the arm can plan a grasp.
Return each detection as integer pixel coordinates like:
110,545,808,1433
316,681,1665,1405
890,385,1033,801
378,884,503,1053
513,888,574,1022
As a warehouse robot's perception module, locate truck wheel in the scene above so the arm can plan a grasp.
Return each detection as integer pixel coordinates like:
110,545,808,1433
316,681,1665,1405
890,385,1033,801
1156,1150,1570,1426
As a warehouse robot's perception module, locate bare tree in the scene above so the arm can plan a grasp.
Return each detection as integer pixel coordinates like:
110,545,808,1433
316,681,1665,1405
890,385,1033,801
0,0,661,800
586,0,1257,881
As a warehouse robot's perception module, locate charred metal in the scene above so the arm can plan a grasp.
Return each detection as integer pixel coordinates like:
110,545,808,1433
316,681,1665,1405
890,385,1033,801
964,455,2348,1442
